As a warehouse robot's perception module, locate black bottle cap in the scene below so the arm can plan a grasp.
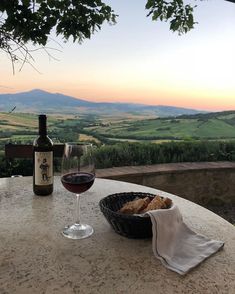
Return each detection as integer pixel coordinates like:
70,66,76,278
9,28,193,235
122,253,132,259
38,114,47,135
39,114,46,120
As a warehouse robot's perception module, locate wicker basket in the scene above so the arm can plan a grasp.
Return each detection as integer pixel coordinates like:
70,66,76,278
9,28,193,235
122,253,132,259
99,192,156,239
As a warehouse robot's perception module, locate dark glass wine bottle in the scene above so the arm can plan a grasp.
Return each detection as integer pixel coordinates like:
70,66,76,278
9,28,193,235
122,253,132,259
33,114,53,196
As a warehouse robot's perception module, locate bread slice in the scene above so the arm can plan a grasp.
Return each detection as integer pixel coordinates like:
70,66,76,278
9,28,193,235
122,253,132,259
142,196,172,212
119,197,151,214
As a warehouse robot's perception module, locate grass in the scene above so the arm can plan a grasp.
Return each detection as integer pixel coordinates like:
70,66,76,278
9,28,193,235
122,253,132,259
0,113,37,129
79,133,100,143
1,111,235,146
89,116,235,140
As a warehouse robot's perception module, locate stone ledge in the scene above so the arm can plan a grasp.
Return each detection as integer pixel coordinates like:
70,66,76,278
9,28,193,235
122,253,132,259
96,161,235,206
96,161,235,178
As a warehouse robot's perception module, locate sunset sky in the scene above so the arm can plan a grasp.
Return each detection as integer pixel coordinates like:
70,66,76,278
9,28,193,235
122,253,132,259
1,0,235,111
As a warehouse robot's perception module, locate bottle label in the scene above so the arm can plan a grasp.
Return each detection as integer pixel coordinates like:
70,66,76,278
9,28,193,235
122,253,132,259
35,151,53,185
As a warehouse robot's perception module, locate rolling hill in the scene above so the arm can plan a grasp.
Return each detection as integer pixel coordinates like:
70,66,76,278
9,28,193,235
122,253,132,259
86,110,235,141
0,89,205,117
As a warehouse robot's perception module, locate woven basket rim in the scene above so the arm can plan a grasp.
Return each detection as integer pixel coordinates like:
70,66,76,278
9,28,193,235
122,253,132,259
99,191,156,220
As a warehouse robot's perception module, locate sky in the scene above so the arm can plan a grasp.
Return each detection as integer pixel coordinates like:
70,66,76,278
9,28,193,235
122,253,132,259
0,0,235,111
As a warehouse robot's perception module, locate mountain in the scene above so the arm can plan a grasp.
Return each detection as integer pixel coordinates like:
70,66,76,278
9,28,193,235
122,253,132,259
0,89,205,117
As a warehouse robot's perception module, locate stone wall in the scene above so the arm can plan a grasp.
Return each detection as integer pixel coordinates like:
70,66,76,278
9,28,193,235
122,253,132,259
96,162,235,206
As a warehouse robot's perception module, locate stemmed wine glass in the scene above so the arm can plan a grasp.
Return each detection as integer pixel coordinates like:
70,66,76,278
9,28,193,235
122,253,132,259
61,143,95,239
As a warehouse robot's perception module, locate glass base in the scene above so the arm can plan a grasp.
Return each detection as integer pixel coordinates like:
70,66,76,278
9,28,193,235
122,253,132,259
62,223,94,240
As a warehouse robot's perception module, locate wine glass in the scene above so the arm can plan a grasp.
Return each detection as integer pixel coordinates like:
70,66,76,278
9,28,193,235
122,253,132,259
61,143,95,239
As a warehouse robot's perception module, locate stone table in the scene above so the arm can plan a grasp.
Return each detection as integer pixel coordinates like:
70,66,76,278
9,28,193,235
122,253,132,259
0,176,234,294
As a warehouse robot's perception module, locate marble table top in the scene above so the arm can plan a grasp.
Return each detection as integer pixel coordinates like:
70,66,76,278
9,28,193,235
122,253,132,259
0,176,234,294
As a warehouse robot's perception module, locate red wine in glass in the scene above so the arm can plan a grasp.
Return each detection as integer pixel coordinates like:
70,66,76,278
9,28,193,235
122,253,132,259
61,172,95,194
61,143,95,240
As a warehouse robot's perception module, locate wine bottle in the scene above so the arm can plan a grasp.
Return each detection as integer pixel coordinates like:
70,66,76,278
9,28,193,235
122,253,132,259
33,114,53,196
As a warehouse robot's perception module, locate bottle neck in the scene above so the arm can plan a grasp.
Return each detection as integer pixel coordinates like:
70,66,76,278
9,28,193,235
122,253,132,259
39,116,47,136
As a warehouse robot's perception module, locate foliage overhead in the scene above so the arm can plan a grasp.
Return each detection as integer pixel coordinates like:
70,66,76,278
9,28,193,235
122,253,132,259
145,0,196,34
0,0,116,45
0,0,117,71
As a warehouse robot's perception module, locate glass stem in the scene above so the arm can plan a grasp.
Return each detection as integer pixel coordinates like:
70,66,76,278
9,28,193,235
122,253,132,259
75,193,81,225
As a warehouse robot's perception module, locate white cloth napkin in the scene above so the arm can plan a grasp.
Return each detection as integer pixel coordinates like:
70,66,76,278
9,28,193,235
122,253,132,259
147,204,224,275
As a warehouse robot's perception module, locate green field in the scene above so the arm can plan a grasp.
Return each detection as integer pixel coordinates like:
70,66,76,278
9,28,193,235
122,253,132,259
85,112,235,141
1,111,235,150
1,111,235,179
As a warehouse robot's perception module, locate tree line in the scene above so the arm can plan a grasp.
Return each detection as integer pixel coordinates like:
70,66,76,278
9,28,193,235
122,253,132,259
1,140,235,177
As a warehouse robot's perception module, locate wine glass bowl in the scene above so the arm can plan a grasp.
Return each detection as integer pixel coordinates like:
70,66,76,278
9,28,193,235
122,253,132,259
61,143,95,239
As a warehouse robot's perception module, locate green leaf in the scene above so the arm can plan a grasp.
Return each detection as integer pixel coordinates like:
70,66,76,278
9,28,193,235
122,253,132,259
145,0,155,10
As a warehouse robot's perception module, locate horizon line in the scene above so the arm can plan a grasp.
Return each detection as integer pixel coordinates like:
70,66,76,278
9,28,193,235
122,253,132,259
0,88,234,113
